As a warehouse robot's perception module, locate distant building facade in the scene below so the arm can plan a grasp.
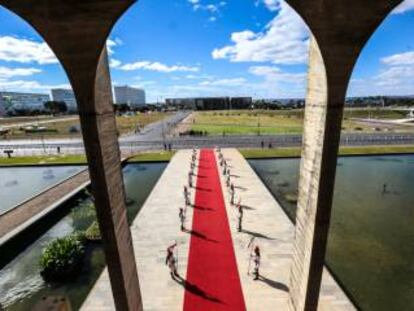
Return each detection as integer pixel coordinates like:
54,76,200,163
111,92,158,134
114,86,146,107
0,94,5,116
51,88,77,112
0,92,50,113
166,97,253,110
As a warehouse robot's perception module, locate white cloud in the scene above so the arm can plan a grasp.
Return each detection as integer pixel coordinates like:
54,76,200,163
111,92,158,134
262,0,281,11
0,36,57,65
0,66,42,79
0,78,69,92
212,1,309,65
109,58,122,68
199,78,247,87
348,50,414,96
106,38,123,55
392,0,414,14
249,65,306,84
118,61,200,73
189,1,226,21
381,51,414,66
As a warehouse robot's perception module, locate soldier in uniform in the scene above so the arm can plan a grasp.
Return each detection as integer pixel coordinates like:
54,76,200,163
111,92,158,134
252,246,261,280
165,242,179,279
179,207,186,231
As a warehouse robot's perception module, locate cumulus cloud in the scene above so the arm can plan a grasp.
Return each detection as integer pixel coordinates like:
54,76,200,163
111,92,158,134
261,0,281,11
381,51,414,66
0,36,58,65
199,77,247,87
249,65,306,84
392,0,414,14
212,1,309,65
118,61,200,73
0,66,42,79
0,78,70,92
109,59,122,68
349,50,414,96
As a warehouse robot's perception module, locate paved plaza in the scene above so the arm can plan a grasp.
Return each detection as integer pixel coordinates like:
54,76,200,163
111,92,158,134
82,149,355,310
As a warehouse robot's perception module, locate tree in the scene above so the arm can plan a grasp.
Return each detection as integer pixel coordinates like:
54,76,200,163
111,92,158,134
44,101,67,115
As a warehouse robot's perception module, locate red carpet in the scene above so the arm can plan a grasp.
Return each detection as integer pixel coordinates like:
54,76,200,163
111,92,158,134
183,149,246,311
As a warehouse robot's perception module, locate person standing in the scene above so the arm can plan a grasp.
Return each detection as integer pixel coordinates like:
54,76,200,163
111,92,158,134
188,171,193,188
165,242,179,279
184,186,189,205
237,203,243,232
179,207,185,231
252,246,261,280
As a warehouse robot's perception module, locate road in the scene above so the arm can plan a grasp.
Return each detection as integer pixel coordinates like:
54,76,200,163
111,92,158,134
1,111,414,155
1,132,414,156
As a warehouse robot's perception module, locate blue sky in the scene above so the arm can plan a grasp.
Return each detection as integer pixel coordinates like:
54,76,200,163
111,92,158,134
0,0,414,102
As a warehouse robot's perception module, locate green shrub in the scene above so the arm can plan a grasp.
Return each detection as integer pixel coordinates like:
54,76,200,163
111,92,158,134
40,235,85,282
85,221,101,242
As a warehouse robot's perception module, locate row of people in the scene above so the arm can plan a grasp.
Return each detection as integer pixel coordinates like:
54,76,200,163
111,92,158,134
216,147,261,281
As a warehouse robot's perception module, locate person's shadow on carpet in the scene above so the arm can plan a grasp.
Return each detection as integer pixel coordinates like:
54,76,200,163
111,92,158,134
174,275,224,304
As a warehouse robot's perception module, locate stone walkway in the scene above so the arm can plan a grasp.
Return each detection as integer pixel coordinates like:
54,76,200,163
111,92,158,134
82,149,356,310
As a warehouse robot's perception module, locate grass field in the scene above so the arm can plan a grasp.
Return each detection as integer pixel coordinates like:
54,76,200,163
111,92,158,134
0,151,176,166
190,109,412,136
239,145,414,159
0,154,87,166
0,112,171,139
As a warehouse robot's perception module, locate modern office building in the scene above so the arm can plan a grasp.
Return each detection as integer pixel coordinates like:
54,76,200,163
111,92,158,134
51,88,78,112
114,86,146,107
166,97,253,110
0,92,50,113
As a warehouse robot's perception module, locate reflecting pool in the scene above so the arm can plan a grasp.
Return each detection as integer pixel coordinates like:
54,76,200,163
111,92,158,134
0,162,166,310
250,155,414,311
0,166,85,214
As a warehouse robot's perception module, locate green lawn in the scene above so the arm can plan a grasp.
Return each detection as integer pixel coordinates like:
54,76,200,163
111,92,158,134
128,151,176,162
240,145,414,159
0,154,87,166
190,109,413,136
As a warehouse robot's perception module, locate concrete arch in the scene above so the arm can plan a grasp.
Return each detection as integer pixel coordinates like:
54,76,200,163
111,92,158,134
0,1,142,310
283,1,403,310
0,1,405,311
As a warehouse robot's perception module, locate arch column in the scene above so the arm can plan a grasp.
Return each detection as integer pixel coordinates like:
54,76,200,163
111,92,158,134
0,1,142,310
285,1,403,310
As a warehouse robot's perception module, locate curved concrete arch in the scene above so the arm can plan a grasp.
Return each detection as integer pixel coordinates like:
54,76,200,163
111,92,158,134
283,1,403,310
0,1,406,310
0,1,143,310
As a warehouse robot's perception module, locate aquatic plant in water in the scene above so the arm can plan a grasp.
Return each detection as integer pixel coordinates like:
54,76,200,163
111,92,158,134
39,235,85,282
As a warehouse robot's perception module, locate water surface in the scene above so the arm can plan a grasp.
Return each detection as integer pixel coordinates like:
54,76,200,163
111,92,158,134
0,162,166,310
250,155,414,311
0,166,85,214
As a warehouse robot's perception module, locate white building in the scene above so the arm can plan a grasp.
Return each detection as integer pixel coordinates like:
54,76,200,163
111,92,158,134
0,92,50,113
114,86,146,107
51,88,77,112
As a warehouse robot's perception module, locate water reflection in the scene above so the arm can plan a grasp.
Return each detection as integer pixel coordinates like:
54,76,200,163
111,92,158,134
0,162,166,310
0,166,85,214
250,155,414,311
